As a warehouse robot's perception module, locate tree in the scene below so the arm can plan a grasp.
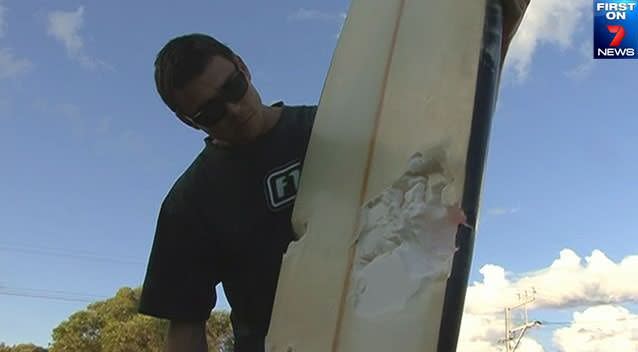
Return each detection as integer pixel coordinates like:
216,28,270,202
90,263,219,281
49,287,233,352
206,311,234,352
0,343,47,352
101,315,166,352
50,309,103,352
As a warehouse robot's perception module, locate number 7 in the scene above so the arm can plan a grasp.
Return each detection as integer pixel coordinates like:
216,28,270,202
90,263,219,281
607,25,625,47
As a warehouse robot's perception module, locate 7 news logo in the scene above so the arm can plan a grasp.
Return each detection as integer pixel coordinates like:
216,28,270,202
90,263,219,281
594,0,638,58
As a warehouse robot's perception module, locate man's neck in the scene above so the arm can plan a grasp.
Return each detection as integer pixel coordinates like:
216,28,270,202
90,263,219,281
210,104,283,147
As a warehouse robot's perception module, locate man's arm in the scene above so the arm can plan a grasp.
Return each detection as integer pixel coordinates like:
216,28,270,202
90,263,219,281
165,320,208,352
138,197,221,350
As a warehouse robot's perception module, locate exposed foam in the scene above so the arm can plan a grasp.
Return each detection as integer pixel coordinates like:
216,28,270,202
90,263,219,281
350,151,464,317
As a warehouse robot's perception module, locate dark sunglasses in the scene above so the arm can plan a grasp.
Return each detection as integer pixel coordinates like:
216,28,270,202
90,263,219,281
182,66,249,126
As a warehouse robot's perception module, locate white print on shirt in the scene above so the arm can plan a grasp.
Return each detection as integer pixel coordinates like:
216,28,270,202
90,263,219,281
264,160,301,211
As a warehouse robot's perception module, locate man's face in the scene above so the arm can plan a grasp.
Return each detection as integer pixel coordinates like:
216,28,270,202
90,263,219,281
173,55,264,144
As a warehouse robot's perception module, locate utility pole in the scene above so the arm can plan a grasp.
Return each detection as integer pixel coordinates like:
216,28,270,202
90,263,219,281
499,288,542,352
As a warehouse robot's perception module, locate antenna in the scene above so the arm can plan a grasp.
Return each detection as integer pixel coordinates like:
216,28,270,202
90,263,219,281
499,288,542,352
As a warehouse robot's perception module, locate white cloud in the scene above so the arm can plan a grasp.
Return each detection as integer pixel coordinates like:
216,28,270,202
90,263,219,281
553,305,638,351
505,0,589,81
0,0,7,38
458,313,507,351
565,41,595,80
46,6,108,69
459,314,544,352
288,8,347,39
487,207,520,216
0,48,32,79
0,1,32,79
288,8,346,22
47,7,85,57
458,309,546,351
458,249,638,350
465,249,638,315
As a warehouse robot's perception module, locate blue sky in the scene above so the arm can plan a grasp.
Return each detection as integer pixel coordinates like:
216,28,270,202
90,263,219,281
0,0,637,350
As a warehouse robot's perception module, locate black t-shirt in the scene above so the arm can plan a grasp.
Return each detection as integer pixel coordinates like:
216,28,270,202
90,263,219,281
139,103,317,351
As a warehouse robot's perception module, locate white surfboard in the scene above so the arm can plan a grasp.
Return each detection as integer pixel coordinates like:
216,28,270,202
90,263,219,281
266,0,503,351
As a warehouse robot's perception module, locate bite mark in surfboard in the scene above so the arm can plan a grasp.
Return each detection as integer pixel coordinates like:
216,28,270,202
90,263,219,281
349,151,465,317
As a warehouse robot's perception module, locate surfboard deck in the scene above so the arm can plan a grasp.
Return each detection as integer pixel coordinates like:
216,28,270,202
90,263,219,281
266,0,503,351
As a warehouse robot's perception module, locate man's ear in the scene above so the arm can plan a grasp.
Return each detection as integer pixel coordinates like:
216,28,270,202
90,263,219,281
234,55,252,81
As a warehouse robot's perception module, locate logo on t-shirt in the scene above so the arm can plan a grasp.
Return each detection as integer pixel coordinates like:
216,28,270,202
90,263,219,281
265,160,301,211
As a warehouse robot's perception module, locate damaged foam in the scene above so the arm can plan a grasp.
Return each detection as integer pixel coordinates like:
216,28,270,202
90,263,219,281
350,151,464,317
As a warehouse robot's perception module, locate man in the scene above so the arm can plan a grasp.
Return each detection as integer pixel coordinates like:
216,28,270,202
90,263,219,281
139,1,530,351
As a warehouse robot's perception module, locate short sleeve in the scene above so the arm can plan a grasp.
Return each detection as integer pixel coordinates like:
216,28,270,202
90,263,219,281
139,196,220,322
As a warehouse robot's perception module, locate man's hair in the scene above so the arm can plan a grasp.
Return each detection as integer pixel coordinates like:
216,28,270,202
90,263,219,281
154,33,235,125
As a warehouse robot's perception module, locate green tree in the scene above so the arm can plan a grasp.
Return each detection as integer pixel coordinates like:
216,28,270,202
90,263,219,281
101,314,166,352
0,343,47,352
49,287,233,352
50,309,102,352
12,345,47,352
206,311,234,352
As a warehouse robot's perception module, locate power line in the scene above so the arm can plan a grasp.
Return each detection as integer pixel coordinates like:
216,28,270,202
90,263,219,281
0,286,107,299
540,316,638,326
0,243,144,265
0,241,104,252
0,291,99,303
0,285,113,303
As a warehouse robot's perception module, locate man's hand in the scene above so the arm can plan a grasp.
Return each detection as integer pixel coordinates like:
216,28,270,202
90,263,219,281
501,0,531,61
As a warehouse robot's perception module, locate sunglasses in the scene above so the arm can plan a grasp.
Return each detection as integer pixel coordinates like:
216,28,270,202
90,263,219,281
181,66,249,126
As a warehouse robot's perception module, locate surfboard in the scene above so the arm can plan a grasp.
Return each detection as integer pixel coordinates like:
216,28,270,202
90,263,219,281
266,0,503,351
